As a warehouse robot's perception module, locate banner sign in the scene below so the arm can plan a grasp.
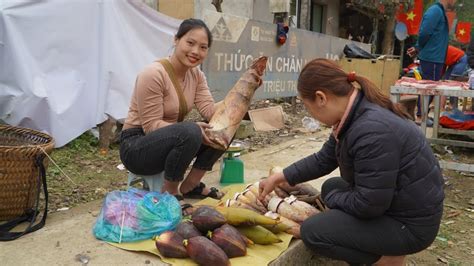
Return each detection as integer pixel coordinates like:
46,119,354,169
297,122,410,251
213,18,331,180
202,10,371,100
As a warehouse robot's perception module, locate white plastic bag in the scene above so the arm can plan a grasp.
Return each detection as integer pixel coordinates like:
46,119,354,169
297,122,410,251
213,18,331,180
469,71,474,89
301,116,320,132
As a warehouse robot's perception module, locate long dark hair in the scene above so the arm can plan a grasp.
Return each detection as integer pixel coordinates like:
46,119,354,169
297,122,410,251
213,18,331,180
176,18,213,47
298,58,411,119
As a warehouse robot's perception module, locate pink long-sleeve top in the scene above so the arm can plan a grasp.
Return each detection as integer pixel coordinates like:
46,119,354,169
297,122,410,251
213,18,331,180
123,60,215,134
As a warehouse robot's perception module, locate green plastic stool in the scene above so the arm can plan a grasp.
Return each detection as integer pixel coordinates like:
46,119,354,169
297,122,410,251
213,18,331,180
220,143,245,185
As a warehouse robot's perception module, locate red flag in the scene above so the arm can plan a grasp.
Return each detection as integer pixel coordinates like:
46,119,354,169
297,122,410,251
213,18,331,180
396,0,423,35
455,22,471,44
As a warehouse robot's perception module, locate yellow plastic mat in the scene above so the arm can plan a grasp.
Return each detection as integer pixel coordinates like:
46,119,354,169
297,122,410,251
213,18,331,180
108,184,293,265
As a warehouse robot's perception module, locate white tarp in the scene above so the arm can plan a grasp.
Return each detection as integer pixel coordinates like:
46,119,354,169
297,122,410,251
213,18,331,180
0,0,180,147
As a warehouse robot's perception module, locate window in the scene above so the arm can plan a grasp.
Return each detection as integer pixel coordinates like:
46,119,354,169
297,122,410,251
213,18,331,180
289,0,298,28
310,3,323,33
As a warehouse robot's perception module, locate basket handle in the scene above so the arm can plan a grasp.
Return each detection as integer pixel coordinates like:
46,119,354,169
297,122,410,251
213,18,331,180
0,154,49,241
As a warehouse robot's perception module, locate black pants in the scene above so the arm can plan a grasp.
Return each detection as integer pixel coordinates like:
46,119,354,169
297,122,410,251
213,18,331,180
120,122,225,182
300,177,440,265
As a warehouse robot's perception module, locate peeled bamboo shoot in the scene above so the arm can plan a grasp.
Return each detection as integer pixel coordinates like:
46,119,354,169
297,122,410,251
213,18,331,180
206,56,268,150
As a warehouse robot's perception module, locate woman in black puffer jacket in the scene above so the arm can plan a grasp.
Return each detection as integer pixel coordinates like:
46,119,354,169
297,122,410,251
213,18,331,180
259,59,444,266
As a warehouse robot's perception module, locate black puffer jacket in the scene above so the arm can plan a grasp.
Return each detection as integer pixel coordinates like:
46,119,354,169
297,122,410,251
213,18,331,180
284,93,444,226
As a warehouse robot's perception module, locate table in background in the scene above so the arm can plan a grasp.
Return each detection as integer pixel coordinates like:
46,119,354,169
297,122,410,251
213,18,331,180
390,85,474,148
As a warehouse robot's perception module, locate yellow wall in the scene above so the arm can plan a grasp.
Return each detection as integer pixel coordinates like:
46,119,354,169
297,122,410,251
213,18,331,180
158,0,194,20
339,58,400,96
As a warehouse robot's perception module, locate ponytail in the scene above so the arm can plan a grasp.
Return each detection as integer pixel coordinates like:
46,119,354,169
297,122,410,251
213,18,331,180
354,75,412,120
298,58,411,120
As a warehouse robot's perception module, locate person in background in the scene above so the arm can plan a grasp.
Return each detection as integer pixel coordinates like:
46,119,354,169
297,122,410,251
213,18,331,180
120,19,224,212
442,45,468,110
259,59,444,266
467,33,474,110
468,32,474,70
444,45,468,79
407,0,456,124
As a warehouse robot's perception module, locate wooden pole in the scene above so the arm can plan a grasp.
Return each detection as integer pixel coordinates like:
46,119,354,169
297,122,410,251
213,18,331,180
98,115,115,154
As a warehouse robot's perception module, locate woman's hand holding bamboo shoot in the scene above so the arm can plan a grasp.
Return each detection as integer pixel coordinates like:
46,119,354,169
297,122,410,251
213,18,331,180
258,172,287,202
196,122,213,146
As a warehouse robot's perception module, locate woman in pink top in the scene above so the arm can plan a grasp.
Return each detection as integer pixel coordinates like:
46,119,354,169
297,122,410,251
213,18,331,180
120,19,224,208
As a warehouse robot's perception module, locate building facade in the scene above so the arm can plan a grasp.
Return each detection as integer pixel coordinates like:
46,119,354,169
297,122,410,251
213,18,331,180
147,0,341,38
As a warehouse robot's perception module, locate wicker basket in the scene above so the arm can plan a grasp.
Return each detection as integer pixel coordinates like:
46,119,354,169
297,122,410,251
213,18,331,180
0,125,54,221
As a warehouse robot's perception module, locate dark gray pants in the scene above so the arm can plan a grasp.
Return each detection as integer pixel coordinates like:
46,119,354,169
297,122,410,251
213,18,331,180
300,177,439,265
120,122,224,181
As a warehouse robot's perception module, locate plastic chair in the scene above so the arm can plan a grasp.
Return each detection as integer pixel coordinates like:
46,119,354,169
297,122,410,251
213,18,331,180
127,171,164,192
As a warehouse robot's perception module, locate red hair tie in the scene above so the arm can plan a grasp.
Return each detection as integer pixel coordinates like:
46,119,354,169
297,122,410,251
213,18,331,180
347,72,356,82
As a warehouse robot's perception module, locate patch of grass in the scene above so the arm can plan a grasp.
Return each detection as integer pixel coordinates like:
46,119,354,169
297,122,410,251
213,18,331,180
45,131,125,211
66,131,98,150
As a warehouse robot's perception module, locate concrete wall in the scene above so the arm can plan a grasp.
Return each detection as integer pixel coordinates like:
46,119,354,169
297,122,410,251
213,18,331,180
299,0,311,30
157,0,194,19
155,0,340,38
156,0,273,24
143,0,158,10
323,0,340,36
299,0,339,36
194,0,254,21
253,1,275,23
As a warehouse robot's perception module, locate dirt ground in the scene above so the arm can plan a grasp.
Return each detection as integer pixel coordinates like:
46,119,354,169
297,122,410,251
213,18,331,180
6,100,474,265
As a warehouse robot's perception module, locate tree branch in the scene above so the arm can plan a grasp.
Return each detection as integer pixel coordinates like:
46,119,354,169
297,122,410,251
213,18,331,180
349,5,384,20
